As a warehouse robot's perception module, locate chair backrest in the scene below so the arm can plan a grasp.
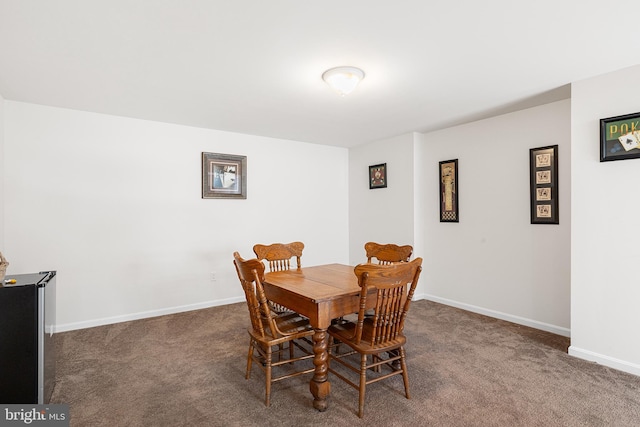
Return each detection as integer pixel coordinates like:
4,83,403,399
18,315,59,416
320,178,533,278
253,242,304,272
233,252,279,339
364,242,413,265
352,258,423,346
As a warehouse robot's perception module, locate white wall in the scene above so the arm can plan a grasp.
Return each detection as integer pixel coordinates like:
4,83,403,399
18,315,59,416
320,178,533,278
419,100,572,335
348,102,572,336
413,134,428,295
570,65,640,375
4,102,349,331
348,133,415,264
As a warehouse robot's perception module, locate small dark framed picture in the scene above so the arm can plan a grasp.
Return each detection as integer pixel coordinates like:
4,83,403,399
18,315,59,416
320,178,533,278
202,152,247,199
439,159,458,222
369,163,387,189
600,112,640,162
529,145,558,224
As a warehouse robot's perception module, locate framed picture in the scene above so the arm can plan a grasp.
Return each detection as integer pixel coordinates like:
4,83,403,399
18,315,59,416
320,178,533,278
600,111,640,162
529,145,558,224
369,163,387,189
201,152,247,199
439,159,458,222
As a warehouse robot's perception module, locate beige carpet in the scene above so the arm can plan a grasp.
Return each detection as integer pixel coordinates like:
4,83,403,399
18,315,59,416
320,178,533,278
51,300,640,426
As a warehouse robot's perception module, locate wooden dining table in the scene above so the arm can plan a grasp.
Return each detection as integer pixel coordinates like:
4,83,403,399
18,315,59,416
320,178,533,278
262,263,367,411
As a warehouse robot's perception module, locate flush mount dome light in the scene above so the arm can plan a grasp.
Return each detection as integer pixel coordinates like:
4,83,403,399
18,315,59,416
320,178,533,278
322,66,365,96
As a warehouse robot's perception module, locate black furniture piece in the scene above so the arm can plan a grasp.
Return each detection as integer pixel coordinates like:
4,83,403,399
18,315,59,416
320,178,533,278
0,271,56,404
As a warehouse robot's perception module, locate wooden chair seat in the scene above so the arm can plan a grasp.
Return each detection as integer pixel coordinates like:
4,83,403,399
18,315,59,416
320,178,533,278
252,312,310,343
328,320,407,354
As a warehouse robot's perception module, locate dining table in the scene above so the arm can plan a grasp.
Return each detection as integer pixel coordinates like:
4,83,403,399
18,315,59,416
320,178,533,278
262,263,370,412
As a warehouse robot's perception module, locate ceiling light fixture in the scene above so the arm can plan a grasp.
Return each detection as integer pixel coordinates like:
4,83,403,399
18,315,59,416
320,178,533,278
322,66,365,96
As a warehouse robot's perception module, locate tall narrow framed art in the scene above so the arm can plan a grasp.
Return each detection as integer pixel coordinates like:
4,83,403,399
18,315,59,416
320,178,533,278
529,145,558,224
439,159,458,222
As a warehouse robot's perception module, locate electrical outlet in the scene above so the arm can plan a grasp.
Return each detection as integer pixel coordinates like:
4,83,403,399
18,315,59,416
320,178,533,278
211,271,217,282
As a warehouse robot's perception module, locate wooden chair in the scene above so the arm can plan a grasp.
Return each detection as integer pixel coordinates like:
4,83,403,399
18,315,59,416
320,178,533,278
362,242,414,320
253,242,304,313
233,252,315,407
365,242,413,264
253,241,304,271
327,258,423,418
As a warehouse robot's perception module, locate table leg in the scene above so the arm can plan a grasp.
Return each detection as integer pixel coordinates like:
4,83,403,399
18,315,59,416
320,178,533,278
309,328,331,411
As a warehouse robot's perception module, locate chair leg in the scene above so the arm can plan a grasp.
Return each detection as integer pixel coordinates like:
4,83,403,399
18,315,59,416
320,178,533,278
358,353,367,418
389,349,401,370
327,336,335,371
278,343,284,362
331,335,341,355
265,345,273,407
246,338,254,379
372,354,380,373
399,347,410,399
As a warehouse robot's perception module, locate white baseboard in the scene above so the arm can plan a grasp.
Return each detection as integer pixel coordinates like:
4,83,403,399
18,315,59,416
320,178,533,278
54,293,640,378
56,293,571,338
417,293,571,337
54,296,245,333
568,346,640,377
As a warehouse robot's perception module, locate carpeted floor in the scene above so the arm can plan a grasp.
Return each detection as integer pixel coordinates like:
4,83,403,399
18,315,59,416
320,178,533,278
51,300,640,426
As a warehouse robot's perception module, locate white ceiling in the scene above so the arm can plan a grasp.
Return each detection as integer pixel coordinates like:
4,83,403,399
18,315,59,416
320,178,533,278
1,1,640,148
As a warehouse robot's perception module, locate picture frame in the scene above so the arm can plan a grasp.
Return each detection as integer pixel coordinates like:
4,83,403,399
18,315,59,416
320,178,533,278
439,159,458,222
600,111,640,162
529,145,558,224
201,152,247,199
369,163,387,189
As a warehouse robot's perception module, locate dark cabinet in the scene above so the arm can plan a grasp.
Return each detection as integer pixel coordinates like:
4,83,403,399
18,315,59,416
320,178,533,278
0,271,56,404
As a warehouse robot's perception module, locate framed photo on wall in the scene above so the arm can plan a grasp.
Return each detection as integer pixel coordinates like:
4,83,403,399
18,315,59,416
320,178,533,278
529,145,558,224
369,163,387,189
439,159,458,222
202,152,247,199
600,111,640,162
